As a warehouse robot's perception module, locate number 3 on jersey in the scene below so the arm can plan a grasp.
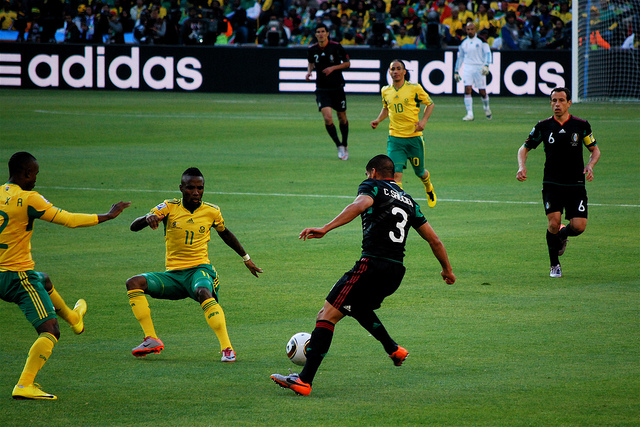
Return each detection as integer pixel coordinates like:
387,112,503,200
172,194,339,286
389,207,408,243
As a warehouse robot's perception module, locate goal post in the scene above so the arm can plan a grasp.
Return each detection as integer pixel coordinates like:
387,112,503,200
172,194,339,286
572,0,640,102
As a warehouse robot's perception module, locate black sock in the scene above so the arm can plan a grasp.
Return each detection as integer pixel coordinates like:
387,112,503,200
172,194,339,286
547,230,560,266
300,320,334,385
325,124,341,147
353,310,397,354
559,224,583,239
339,122,349,147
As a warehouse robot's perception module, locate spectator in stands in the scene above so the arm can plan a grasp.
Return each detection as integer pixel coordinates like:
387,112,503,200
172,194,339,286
25,7,42,42
420,10,447,49
544,17,568,49
0,1,17,31
536,22,551,47
443,7,464,44
130,0,146,25
393,24,416,48
500,11,520,49
456,0,474,24
538,3,553,27
551,1,571,25
119,8,135,33
475,2,489,27
63,12,81,42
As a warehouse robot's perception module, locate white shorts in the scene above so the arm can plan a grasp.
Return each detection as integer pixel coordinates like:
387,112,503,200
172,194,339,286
462,64,487,90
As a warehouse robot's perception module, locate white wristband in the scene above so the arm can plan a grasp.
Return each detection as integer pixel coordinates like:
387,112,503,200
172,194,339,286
242,254,251,262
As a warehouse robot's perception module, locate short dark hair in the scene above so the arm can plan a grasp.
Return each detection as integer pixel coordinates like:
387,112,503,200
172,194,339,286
315,23,328,32
182,167,204,179
8,151,36,177
366,155,395,178
390,59,410,81
550,87,571,101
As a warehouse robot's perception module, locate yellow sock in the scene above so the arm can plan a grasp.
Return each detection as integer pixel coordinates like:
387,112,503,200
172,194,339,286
420,171,434,193
127,290,157,339
18,333,57,386
201,298,232,351
48,286,78,326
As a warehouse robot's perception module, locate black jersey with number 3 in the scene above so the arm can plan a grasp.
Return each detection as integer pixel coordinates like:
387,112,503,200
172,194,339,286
525,115,597,186
307,41,349,90
357,179,427,263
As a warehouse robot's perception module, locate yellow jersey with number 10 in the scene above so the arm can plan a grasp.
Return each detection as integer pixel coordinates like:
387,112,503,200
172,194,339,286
150,199,225,271
381,82,433,138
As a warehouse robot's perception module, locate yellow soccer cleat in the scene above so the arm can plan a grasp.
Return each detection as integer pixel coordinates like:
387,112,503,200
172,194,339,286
12,383,57,400
70,299,87,335
426,189,437,208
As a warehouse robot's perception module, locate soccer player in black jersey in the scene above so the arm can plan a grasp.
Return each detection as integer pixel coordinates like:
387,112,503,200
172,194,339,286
517,87,601,278
307,23,351,160
271,155,455,396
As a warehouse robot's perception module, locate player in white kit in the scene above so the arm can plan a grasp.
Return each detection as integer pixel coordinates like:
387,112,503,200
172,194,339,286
454,22,493,121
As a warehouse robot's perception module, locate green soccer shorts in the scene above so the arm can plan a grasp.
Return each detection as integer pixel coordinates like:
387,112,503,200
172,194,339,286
141,264,220,301
0,270,56,328
387,135,426,176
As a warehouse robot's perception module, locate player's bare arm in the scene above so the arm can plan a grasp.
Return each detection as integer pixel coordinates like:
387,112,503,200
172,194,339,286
217,228,263,277
300,194,374,240
371,107,389,129
516,145,530,181
416,222,455,285
584,145,601,182
97,201,131,223
306,63,315,81
130,213,164,231
416,103,435,132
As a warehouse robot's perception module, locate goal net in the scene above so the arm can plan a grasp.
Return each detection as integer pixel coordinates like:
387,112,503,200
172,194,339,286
572,0,640,101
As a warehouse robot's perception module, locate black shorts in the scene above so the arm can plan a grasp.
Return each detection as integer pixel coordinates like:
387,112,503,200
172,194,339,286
542,184,588,219
315,88,347,112
326,257,405,316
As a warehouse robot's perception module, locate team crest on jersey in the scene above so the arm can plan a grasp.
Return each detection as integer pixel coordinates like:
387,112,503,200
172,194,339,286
155,202,167,210
571,133,579,146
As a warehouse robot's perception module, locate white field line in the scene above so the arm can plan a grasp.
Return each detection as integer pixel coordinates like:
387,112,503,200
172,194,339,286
38,186,639,208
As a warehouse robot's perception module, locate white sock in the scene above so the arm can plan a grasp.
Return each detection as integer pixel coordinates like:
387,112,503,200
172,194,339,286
464,95,473,115
482,96,490,111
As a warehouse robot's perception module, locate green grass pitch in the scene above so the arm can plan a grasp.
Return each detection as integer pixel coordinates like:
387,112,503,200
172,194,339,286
0,89,638,426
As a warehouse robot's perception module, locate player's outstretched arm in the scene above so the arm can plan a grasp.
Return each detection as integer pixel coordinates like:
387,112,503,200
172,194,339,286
416,222,455,285
300,194,373,240
217,228,263,277
97,201,131,223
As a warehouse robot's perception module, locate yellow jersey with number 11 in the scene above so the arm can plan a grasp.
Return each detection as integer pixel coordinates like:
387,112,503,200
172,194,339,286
150,199,226,271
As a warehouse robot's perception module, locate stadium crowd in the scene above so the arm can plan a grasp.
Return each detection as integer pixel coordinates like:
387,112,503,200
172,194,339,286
0,0,637,49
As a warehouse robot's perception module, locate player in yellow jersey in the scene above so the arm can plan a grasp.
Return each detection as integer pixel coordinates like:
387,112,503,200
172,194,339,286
370,59,437,207
125,167,262,362
0,152,130,400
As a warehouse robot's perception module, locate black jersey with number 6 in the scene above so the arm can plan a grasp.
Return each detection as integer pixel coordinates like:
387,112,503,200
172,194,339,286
307,41,349,90
357,179,427,263
524,115,597,187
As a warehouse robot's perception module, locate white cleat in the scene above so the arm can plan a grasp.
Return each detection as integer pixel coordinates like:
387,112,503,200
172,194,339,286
549,264,562,278
462,114,474,121
485,108,492,120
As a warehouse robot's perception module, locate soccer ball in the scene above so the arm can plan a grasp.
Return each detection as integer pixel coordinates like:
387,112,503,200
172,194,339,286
286,332,311,366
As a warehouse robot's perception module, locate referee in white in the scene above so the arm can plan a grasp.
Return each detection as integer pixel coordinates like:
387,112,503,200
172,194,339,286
454,22,492,121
